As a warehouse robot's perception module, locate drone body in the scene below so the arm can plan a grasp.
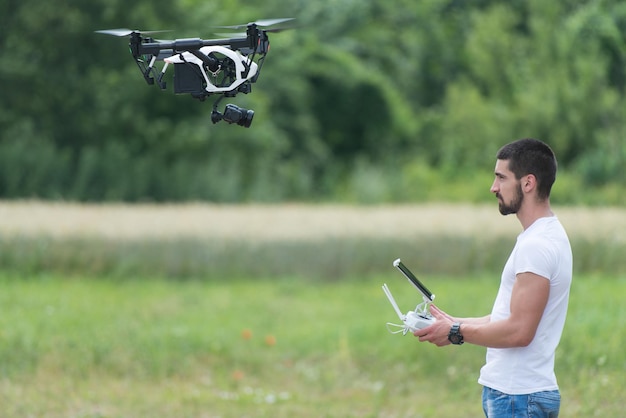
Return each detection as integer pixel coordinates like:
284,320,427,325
96,18,293,127
163,46,258,94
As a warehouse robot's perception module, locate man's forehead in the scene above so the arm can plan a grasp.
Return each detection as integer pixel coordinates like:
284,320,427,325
494,159,511,173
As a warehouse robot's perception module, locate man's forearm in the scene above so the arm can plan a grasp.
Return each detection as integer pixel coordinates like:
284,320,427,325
452,315,491,325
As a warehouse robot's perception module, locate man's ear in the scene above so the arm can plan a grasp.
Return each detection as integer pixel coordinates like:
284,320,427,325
522,174,537,193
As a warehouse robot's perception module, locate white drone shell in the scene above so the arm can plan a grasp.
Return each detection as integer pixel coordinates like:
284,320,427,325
163,45,258,93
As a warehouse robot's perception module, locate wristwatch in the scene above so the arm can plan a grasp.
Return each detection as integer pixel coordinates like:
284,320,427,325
448,322,464,345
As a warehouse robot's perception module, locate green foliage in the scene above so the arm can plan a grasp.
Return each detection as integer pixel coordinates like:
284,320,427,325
1,0,625,202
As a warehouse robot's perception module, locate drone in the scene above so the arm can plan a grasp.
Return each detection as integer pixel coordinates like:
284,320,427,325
96,18,294,128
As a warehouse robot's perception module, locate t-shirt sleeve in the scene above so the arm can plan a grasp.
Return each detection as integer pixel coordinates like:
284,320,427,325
513,237,556,281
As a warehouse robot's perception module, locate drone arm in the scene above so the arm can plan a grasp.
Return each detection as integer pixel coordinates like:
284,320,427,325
136,37,252,58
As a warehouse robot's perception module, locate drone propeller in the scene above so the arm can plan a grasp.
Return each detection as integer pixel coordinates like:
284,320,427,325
214,17,295,31
262,26,297,34
95,28,171,37
212,25,293,38
253,17,296,27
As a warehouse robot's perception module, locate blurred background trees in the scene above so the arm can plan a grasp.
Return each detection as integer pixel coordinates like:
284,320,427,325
1,0,624,203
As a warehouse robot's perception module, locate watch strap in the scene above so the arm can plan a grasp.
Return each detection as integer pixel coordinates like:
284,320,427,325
448,322,464,345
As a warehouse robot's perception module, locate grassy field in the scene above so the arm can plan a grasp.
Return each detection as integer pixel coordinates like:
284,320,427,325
0,202,624,417
0,273,624,417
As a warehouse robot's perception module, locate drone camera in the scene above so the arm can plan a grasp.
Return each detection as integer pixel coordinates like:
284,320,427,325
223,104,254,127
211,104,254,128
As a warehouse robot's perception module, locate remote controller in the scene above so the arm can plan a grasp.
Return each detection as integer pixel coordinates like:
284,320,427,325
382,258,436,335
404,310,435,331
382,282,436,334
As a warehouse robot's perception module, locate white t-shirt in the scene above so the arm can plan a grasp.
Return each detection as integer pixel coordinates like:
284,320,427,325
478,216,572,395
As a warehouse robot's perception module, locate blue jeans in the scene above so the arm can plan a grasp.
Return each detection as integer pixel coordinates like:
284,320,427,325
482,386,560,418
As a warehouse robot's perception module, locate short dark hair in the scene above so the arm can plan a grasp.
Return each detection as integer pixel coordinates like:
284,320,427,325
496,138,557,200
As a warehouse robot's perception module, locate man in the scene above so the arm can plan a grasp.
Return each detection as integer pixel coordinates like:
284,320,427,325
415,138,572,417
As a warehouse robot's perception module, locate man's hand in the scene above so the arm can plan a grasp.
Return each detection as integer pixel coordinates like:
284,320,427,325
413,305,454,346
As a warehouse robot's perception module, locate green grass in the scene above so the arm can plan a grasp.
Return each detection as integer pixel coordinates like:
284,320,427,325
0,273,623,417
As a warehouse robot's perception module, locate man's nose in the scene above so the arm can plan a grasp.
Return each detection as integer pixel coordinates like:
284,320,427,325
490,179,498,194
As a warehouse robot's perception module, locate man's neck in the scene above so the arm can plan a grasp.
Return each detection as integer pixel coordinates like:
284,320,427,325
516,201,554,230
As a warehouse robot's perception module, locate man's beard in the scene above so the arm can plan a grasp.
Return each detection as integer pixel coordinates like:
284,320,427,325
497,183,523,215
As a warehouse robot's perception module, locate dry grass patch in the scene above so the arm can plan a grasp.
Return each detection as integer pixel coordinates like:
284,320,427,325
0,201,623,242
1,201,623,278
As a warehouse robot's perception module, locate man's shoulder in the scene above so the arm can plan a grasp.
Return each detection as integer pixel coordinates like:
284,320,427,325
522,216,568,241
